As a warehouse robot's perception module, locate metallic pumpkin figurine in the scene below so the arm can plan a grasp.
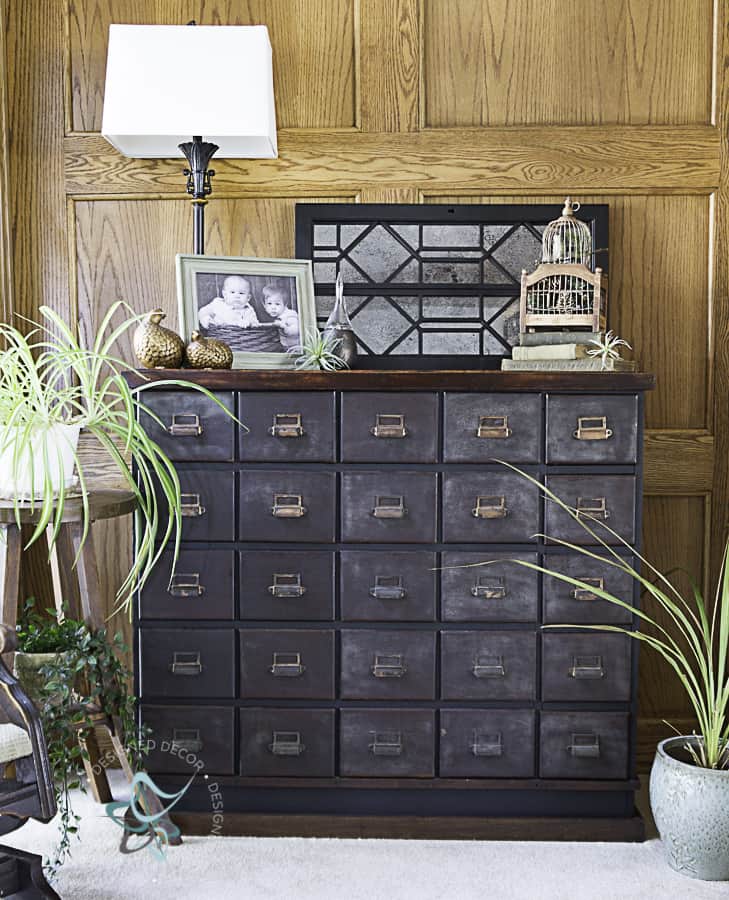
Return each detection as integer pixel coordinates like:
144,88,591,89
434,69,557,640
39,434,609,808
184,330,234,369
132,309,185,369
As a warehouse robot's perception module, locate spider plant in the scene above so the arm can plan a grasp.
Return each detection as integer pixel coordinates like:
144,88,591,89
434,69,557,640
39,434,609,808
0,301,235,618
288,328,349,371
480,462,729,770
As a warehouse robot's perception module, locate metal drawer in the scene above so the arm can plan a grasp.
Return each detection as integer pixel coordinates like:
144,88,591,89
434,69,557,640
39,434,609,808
542,553,635,625
341,472,438,543
239,392,335,462
539,711,630,780
239,629,335,700
440,631,536,701
541,632,631,702
442,472,541,543
546,394,639,464
240,708,335,777
139,390,235,461
544,475,636,546
440,551,538,622
139,628,236,699
439,709,536,778
340,709,435,777
340,629,436,700
443,393,542,463
340,392,439,463
239,551,335,621
161,470,235,542
340,550,437,621
139,549,235,620
141,705,235,775
239,471,336,543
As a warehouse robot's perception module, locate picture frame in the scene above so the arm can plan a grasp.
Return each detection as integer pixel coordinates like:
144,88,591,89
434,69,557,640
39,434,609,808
176,254,318,369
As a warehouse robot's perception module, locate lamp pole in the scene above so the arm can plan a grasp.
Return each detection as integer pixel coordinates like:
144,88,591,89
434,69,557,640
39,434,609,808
179,135,218,255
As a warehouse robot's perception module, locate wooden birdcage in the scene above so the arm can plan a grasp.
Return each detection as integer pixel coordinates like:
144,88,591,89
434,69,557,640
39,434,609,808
519,263,607,332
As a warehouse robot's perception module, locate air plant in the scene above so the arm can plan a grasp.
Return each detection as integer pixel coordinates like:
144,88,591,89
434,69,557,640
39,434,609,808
587,330,632,370
289,328,350,371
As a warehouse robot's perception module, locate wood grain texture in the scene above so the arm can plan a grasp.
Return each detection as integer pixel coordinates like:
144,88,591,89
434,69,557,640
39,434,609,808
643,431,714,493
64,126,720,195
68,0,356,131
424,0,714,127
0,9,13,325
359,0,420,131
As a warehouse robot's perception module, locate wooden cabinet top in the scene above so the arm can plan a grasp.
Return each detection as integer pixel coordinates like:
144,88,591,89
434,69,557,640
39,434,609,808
126,368,655,393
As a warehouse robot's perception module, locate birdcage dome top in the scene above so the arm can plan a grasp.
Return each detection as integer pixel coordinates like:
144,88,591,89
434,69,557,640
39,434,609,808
541,197,592,266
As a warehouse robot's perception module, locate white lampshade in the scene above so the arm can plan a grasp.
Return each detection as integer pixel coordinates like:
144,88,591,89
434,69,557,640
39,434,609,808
101,24,277,159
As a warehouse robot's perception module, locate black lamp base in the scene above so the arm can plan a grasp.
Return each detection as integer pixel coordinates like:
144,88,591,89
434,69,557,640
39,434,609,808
179,136,219,255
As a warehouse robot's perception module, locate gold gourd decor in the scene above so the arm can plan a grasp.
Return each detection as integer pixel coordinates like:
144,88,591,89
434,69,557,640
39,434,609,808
184,330,234,369
132,309,185,369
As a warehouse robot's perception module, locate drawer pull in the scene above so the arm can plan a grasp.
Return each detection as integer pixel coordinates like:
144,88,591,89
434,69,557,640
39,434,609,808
472,495,508,519
268,573,307,599
476,415,511,439
471,575,507,600
471,730,503,758
270,651,306,677
472,653,506,679
574,416,613,441
180,493,206,517
571,577,604,602
270,413,305,439
368,730,403,756
166,413,203,437
576,497,610,520
169,651,203,676
269,731,306,757
372,495,408,519
371,413,408,439
568,732,601,758
271,494,307,518
369,575,407,601
371,653,407,678
172,728,203,753
167,573,205,598
569,654,605,679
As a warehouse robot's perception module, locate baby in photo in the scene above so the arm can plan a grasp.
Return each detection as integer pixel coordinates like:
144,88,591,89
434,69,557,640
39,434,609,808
198,275,259,329
262,284,300,349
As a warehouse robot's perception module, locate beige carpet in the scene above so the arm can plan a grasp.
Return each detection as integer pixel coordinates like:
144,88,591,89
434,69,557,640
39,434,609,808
4,776,728,900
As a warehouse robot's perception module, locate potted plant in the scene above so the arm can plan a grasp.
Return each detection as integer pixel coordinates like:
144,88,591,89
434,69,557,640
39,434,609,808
13,598,78,706
0,301,235,616
493,464,729,880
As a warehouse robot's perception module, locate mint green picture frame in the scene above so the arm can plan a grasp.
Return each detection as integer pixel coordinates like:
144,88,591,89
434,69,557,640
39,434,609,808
176,254,317,369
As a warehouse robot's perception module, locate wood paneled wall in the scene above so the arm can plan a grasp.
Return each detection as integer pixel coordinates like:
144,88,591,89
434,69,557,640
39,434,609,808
3,0,727,768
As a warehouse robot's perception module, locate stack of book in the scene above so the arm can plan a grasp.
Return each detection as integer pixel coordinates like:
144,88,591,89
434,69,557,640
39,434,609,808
501,332,636,372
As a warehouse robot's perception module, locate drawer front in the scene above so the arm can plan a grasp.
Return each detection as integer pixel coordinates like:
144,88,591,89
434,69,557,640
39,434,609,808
141,705,235,775
542,553,635,624
240,708,335,777
340,551,437,622
441,552,538,622
442,472,540,543
239,551,334,621
139,549,235,620
439,709,536,778
140,628,235,698
545,475,636,546
539,711,630,779
340,629,436,700
341,472,437,543
239,629,335,699
239,471,336,543
340,392,438,463
239,392,335,462
140,390,235,461
340,709,435,777
542,632,631,701
443,393,542,463
440,631,536,701
164,470,235,542
546,394,639,464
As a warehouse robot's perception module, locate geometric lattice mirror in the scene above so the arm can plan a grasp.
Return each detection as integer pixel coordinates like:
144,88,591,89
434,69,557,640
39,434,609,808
295,203,609,369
